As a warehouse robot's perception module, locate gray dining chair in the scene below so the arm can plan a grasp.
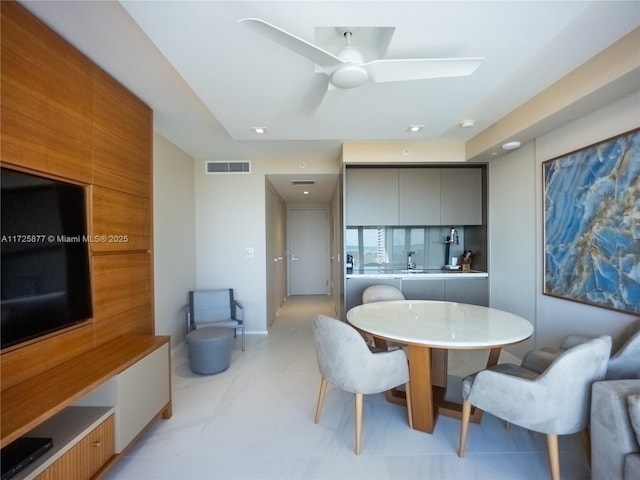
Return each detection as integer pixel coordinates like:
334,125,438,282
362,284,405,303
522,319,640,380
458,335,612,480
311,314,413,454
362,285,405,351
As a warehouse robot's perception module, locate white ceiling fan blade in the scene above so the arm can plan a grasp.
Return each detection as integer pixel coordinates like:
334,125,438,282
313,83,347,120
364,57,483,83
239,18,344,70
297,75,331,116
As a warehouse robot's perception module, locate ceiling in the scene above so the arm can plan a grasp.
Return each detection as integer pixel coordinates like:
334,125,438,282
19,1,640,203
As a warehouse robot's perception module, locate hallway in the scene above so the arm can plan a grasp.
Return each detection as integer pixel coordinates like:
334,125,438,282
104,295,589,479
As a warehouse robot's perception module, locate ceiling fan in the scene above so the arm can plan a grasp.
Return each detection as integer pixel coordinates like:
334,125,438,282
239,18,483,91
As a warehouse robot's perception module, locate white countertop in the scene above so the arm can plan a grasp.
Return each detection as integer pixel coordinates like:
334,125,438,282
346,300,532,348
346,269,488,279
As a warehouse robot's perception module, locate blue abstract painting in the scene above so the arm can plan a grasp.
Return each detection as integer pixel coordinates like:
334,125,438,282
543,129,640,314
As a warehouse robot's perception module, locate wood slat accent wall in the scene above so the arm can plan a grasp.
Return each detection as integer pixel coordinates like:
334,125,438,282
0,1,154,390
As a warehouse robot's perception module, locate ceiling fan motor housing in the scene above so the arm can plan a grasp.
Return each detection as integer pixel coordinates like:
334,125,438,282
331,37,367,88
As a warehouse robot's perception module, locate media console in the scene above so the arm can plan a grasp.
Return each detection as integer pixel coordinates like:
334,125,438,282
1,335,171,479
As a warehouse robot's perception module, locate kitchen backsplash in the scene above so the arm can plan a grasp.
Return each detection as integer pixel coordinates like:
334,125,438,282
346,226,466,270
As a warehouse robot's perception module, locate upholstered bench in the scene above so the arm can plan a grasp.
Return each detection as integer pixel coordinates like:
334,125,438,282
187,326,234,374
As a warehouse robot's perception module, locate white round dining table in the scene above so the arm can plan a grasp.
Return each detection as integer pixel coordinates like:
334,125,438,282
347,300,533,433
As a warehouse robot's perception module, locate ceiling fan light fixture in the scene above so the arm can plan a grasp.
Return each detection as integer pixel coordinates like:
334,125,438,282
330,65,368,89
407,124,424,133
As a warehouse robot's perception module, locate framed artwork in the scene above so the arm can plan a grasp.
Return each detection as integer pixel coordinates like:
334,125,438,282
543,128,640,314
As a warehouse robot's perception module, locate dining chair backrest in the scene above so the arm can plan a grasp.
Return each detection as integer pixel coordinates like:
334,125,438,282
362,285,404,304
311,314,409,395
534,335,611,433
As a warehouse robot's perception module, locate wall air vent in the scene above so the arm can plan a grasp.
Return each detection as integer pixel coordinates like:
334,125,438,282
291,180,315,186
206,161,251,174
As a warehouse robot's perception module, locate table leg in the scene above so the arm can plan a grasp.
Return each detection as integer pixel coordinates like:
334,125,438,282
405,344,436,433
486,347,501,367
436,347,503,424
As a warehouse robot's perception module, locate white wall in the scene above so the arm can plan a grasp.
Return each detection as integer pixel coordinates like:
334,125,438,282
489,91,640,354
194,156,340,334
194,160,269,334
488,141,537,357
153,133,196,348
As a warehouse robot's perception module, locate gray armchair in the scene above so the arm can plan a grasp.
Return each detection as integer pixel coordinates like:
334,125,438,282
591,379,640,480
311,314,412,454
458,335,612,480
187,289,245,351
522,319,640,380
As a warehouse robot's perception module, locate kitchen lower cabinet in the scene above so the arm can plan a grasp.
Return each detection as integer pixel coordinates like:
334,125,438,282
444,278,488,306
396,278,487,305
345,277,401,312
345,276,489,313
401,279,445,301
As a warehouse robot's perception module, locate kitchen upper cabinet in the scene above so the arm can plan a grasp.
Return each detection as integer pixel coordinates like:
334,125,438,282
346,166,484,227
398,168,441,225
440,168,483,225
346,168,398,226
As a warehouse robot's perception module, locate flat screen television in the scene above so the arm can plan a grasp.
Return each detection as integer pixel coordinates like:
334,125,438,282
1,167,92,350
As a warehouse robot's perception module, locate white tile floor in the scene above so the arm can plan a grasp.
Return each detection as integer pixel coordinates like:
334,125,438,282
104,295,590,480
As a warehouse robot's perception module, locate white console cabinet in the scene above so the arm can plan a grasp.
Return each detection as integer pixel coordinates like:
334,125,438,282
1,336,171,480
76,341,171,452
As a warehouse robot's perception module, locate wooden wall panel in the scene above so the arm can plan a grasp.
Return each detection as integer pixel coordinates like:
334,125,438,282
92,67,152,197
93,306,154,346
0,1,92,183
92,254,152,340
0,323,94,391
92,186,151,252
1,1,154,398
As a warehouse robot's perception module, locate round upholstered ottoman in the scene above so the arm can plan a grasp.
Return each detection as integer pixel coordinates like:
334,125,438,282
187,326,234,374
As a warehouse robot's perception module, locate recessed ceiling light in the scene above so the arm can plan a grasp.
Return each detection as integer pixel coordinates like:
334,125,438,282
407,125,423,133
460,119,475,128
252,127,267,134
502,141,521,151
303,191,309,195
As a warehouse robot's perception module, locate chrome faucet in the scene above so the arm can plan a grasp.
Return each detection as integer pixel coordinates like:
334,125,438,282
449,228,459,244
407,251,416,270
